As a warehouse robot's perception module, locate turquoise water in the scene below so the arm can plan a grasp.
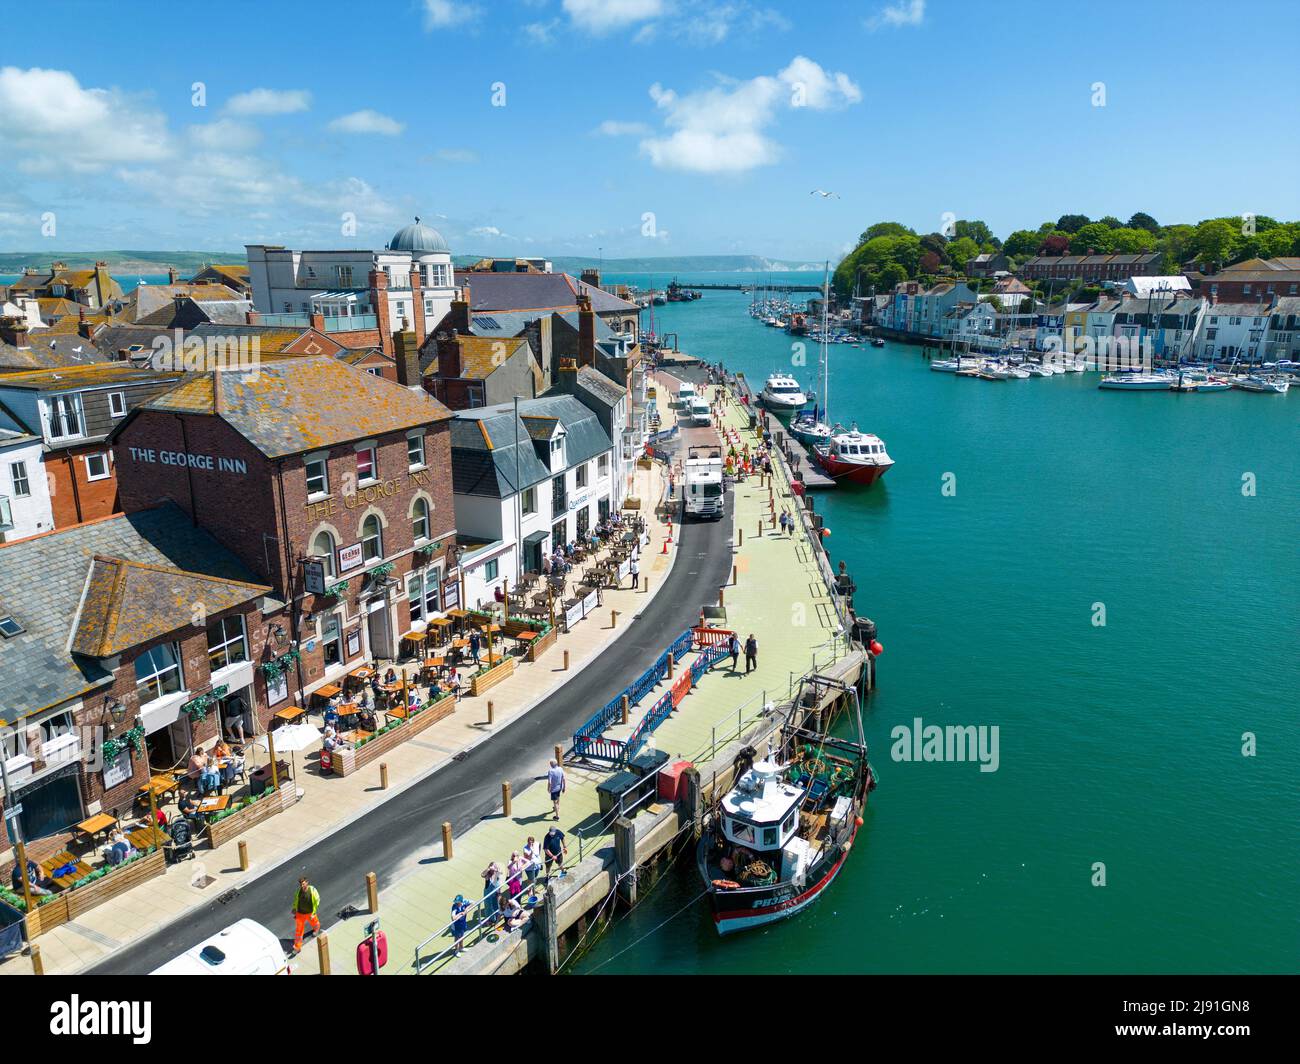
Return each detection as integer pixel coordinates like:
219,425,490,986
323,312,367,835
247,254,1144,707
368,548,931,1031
573,274,1300,974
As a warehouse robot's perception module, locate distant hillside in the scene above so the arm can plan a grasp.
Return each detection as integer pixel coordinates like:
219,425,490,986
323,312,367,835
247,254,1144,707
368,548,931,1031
457,254,815,273
0,250,242,274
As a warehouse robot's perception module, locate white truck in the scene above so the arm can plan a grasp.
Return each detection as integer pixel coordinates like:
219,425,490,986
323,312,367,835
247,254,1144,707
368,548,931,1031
683,445,724,520
687,396,711,426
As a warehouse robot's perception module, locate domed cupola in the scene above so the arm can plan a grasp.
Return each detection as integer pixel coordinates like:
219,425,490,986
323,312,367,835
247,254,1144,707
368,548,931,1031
387,216,450,254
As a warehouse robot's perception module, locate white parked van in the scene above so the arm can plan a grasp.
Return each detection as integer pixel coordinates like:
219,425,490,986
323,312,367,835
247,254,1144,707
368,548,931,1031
688,397,711,426
151,919,292,975
677,381,696,406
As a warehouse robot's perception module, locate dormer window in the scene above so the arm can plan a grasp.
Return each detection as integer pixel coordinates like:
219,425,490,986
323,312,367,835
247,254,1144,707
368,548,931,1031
47,394,85,440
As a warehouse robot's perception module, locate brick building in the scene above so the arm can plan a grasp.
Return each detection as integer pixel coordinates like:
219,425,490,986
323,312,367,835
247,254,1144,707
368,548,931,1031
1020,253,1161,282
0,364,185,528
1198,257,1300,302
109,356,457,713
0,505,271,851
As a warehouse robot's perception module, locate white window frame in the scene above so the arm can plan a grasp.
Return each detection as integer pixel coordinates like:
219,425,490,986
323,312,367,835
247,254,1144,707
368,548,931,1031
361,514,383,563
134,642,184,703
312,530,337,579
321,611,344,669
356,445,378,485
47,393,85,441
207,614,249,672
84,452,111,481
412,497,430,542
521,486,537,516
407,432,425,470
305,454,330,498
107,391,127,418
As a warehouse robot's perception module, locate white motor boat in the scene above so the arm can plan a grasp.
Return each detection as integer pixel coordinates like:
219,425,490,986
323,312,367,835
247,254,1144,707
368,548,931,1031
1233,374,1291,394
1098,372,1174,391
930,358,961,373
759,373,808,415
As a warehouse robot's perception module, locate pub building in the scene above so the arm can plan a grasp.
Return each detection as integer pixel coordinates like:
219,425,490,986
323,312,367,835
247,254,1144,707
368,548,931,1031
0,504,273,848
108,353,457,717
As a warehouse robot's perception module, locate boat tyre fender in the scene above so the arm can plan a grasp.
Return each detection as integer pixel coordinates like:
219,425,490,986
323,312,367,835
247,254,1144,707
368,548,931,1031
712,879,741,891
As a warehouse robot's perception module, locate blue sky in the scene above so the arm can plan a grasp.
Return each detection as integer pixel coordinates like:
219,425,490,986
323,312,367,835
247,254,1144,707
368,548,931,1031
1,0,1297,262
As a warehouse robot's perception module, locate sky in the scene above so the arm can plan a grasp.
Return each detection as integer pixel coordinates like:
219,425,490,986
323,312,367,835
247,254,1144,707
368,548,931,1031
1,0,1297,263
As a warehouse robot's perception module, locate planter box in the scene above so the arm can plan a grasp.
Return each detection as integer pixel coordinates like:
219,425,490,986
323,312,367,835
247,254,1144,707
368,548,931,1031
206,780,299,850
526,626,558,663
24,895,69,937
65,848,166,921
332,697,457,777
470,655,515,696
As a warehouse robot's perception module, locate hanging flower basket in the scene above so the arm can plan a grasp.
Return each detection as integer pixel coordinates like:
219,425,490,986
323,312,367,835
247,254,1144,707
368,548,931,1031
260,649,301,681
325,581,350,600
370,561,396,579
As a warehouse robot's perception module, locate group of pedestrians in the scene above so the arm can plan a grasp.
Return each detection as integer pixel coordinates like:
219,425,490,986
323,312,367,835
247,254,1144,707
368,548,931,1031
454,825,569,954
727,632,760,674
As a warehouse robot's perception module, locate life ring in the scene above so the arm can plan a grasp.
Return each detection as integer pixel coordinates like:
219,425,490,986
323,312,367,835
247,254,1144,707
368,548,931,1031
711,879,741,890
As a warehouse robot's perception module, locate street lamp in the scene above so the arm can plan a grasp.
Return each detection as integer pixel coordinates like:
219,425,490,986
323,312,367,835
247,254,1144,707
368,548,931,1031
104,696,128,725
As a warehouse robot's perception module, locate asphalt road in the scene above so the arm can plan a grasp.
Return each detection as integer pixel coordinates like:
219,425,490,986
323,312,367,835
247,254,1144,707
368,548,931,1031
93,433,733,973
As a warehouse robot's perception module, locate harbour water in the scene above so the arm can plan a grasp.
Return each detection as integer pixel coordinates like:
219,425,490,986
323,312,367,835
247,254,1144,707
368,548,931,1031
573,273,1300,974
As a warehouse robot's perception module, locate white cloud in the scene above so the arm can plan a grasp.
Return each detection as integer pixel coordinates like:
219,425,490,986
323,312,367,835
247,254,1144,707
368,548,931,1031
328,109,405,135
639,56,860,174
866,0,925,30
0,66,172,173
562,0,665,35
423,0,479,29
468,225,509,239
188,119,262,152
522,19,560,44
224,88,311,115
595,120,651,136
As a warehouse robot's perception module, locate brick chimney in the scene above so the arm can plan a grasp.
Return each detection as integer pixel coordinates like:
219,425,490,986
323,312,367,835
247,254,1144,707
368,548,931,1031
409,266,426,348
77,306,94,339
369,268,392,355
580,268,601,290
0,316,30,349
245,309,261,325
394,327,421,389
577,293,595,368
447,284,471,334
310,312,326,332
437,330,462,379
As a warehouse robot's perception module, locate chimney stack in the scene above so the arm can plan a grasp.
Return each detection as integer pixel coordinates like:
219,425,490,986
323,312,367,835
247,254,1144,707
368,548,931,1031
369,268,392,355
245,309,261,325
448,284,471,334
409,266,426,348
394,327,421,389
577,293,595,368
437,329,462,380
0,316,30,349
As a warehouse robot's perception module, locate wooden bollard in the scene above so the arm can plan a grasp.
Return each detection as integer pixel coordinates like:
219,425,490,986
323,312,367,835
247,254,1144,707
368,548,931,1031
738,528,743,546
642,575,648,593
563,649,570,670
610,608,618,628
757,523,762,539
487,700,495,725
238,839,249,871
719,587,725,608
732,564,738,585
317,932,331,975
30,944,43,976
365,871,379,913
621,694,630,725
667,652,675,679
380,762,389,790
502,780,512,816
554,743,564,765
442,821,453,860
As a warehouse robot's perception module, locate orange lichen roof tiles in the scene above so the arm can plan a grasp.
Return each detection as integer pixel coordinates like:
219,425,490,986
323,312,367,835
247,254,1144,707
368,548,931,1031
71,556,271,658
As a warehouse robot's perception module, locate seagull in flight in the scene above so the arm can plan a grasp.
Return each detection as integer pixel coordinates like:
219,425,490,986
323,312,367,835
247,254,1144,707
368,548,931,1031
810,189,840,198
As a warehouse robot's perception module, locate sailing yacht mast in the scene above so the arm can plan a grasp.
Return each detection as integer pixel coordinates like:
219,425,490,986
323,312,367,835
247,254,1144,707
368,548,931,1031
821,261,831,424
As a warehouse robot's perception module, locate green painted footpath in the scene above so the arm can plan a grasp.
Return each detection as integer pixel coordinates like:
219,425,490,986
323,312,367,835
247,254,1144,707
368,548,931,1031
299,390,844,975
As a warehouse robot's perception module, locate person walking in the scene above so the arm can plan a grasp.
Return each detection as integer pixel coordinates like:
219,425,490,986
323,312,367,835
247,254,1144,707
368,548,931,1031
506,852,525,899
778,511,788,536
629,553,639,590
744,633,758,674
481,861,502,924
451,894,471,954
543,826,568,883
729,633,741,672
547,758,566,821
290,876,320,954
469,628,481,665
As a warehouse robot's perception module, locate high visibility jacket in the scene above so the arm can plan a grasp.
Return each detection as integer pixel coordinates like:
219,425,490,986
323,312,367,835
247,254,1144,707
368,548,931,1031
295,885,320,915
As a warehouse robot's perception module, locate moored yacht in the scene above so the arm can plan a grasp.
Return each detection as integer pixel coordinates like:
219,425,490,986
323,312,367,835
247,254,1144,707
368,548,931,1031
1098,371,1174,390
813,424,893,485
759,373,809,415
1233,374,1291,394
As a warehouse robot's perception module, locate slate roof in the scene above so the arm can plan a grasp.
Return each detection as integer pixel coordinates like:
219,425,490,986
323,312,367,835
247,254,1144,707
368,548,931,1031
0,336,112,373
428,335,531,380
449,394,613,499
0,362,182,391
188,322,342,356
0,504,266,722
133,355,452,457
455,272,638,315
570,365,625,409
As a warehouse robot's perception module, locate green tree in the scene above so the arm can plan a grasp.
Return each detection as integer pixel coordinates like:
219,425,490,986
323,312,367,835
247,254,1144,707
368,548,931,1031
877,262,908,290
946,236,981,270
953,219,996,247
1127,212,1160,233
1192,218,1240,268
1107,227,1157,253
859,221,914,244
1098,216,1122,229
1003,230,1041,258
1070,222,1115,254
1056,214,1091,233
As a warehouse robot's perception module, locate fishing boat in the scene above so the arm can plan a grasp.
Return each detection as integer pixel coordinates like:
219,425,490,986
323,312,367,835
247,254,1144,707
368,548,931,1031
813,424,893,485
758,373,808,415
1098,371,1173,390
698,676,875,935
870,337,885,348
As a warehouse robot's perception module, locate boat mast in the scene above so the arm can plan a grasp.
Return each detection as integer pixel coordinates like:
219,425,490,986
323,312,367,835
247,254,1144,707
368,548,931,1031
821,260,831,423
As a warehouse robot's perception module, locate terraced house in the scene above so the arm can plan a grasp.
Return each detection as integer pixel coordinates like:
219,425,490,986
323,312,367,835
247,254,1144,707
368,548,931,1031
0,505,271,852
108,356,457,713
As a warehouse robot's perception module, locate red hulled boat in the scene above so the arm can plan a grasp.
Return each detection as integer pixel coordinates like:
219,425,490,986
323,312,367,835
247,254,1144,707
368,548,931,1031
812,424,893,486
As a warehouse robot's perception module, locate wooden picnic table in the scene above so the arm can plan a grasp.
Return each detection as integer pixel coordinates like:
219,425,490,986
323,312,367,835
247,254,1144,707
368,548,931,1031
348,665,375,680
313,683,342,703
40,852,92,891
137,774,180,803
195,795,231,815
400,630,427,654
127,824,169,851
513,630,540,643
275,704,307,726
385,703,411,722
73,812,118,845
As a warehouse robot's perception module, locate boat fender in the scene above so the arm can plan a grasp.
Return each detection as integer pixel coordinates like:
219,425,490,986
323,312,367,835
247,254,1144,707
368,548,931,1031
842,842,852,853
855,816,864,827
869,640,884,656
712,879,741,891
